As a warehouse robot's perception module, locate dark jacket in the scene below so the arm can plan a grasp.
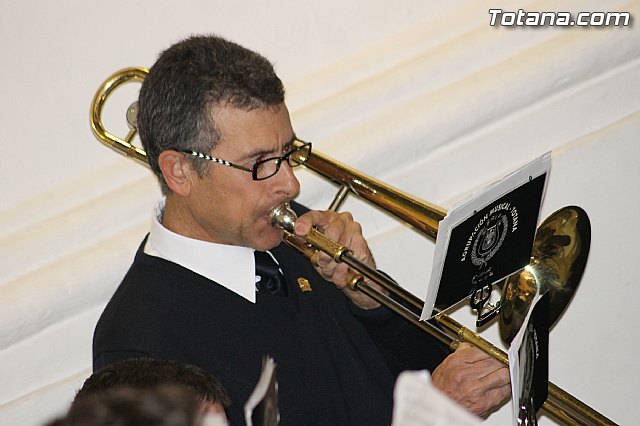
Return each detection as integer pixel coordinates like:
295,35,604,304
93,223,447,425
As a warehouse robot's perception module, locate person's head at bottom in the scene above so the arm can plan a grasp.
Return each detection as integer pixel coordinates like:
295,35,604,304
57,357,230,424
46,384,227,426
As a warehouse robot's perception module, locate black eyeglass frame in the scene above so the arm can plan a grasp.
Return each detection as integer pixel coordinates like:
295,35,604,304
176,140,312,181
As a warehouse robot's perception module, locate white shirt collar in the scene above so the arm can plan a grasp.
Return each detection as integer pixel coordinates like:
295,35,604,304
144,200,258,303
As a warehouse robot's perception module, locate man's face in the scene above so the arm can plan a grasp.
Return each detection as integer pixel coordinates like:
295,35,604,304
180,103,300,251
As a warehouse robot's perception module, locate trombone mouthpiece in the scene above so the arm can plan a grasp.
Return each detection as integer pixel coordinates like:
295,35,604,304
270,203,297,232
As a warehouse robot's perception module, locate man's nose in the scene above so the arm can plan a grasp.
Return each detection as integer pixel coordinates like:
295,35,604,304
273,161,300,197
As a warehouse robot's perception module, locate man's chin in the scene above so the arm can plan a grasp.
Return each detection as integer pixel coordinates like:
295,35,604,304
253,228,284,251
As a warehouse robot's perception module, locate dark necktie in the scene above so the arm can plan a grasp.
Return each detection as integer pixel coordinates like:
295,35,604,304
254,251,288,296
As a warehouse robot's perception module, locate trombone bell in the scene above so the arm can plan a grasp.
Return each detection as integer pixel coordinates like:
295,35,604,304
498,206,590,344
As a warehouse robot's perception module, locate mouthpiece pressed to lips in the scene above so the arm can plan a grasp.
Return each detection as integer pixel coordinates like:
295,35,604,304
269,203,297,232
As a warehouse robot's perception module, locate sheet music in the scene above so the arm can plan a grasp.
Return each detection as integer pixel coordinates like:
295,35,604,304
421,152,551,320
392,370,481,426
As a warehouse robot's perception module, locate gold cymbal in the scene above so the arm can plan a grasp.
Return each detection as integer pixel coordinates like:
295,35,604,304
498,206,591,344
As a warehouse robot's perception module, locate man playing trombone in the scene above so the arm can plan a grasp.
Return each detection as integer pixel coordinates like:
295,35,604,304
93,34,511,425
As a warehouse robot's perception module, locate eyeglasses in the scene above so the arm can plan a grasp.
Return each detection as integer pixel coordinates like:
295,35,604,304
178,140,312,181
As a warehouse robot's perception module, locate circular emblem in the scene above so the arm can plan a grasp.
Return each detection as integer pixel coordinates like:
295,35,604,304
470,213,509,266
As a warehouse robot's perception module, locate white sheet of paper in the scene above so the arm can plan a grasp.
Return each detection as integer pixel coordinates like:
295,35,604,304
508,291,545,426
244,356,278,426
392,370,481,426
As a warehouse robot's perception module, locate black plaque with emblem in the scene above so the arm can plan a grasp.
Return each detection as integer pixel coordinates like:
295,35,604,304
433,173,547,310
421,153,551,320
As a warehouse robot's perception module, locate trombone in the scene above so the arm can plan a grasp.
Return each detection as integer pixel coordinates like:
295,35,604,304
91,67,616,426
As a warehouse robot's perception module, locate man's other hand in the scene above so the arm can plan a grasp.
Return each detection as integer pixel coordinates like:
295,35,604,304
432,343,511,418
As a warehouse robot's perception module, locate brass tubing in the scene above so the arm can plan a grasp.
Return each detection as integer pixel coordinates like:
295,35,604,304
90,67,149,165
353,277,454,347
295,142,446,240
341,252,424,313
547,384,617,426
434,313,508,363
540,399,582,426
328,185,351,212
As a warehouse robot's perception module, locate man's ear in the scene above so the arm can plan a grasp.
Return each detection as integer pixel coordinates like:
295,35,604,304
158,150,194,196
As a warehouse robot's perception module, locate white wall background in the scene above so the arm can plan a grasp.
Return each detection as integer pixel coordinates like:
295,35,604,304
1,0,638,425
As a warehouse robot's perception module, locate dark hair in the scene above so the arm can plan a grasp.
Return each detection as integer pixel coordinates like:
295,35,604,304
138,34,286,193
75,358,230,409
47,385,202,426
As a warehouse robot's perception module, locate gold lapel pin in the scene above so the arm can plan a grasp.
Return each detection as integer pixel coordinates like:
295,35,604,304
297,278,312,292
